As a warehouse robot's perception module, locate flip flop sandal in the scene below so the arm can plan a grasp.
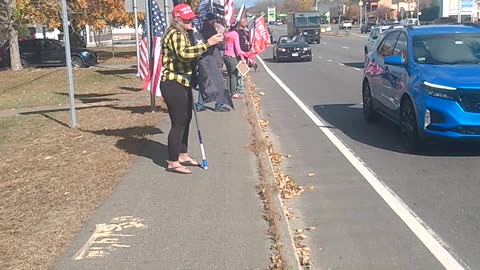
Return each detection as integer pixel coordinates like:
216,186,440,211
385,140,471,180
180,160,200,167
166,166,192,174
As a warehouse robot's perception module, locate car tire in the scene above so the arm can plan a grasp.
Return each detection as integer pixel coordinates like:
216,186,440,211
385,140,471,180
20,58,28,68
71,55,84,68
316,39,320,44
364,47,368,56
400,98,421,152
362,81,381,123
306,57,312,62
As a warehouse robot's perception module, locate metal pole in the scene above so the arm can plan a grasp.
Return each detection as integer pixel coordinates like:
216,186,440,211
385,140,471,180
133,0,141,77
417,0,420,20
145,0,155,111
458,0,462,23
360,2,363,27
60,0,77,128
164,0,170,25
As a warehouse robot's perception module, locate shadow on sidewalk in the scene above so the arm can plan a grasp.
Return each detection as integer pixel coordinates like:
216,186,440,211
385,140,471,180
110,105,168,114
83,126,169,169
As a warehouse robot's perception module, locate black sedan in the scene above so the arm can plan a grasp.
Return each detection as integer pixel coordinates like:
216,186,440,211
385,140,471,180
272,35,312,62
1,38,99,68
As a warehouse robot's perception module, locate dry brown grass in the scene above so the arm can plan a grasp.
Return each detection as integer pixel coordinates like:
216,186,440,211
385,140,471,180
96,46,137,64
0,67,166,270
0,67,143,110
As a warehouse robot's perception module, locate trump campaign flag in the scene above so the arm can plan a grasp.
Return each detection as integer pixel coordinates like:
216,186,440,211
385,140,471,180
253,16,270,54
139,0,167,97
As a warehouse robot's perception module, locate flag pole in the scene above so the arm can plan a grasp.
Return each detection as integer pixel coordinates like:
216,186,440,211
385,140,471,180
145,0,156,112
133,0,141,78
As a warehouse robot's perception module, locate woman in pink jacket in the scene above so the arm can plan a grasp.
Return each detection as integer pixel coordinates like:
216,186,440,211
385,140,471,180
223,25,245,99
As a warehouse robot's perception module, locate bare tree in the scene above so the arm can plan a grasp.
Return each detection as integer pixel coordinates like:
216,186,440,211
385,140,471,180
373,5,392,20
346,4,360,20
0,0,21,70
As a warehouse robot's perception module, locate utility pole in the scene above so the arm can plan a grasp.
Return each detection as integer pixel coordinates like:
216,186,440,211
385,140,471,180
60,0,77,127
133,0,141,77
416,0,420,20
458,0,462,23
359,1,363,27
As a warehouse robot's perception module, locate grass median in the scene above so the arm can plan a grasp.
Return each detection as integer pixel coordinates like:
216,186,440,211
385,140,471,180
0,64,165,270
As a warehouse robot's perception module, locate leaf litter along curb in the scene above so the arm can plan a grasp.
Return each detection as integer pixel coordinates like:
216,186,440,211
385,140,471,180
246,76,314,269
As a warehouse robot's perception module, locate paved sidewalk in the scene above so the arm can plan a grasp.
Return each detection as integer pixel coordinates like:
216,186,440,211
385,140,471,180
53,99,270,270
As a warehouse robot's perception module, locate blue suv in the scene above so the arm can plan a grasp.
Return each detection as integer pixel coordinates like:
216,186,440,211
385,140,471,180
363,24,480,151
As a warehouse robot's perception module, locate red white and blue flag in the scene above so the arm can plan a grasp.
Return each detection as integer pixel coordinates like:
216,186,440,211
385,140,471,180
139,0,167,97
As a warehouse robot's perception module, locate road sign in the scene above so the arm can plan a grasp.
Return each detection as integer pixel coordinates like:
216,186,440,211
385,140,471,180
267,6,276,23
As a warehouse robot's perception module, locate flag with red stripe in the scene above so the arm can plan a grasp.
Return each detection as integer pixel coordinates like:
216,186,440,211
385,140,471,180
139,0,167,97
224,0,235,27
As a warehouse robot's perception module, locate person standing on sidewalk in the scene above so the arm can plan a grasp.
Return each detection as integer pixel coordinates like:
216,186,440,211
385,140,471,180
160,4,223,174
195,13,231,113
224,25,245,100
236,18,250,94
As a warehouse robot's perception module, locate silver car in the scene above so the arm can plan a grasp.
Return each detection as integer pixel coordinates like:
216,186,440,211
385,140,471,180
364,25,406,55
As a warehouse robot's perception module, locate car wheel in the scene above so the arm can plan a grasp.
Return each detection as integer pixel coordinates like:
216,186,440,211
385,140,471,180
307,57,312,62
400,98,420,152
362,81,381,123
316,39,320,44
71,55,84,68
20,58,28,68
364,47,368,56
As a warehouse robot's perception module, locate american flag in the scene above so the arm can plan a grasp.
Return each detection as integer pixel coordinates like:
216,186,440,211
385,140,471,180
224,0,235,26
247,16,256,48
235,0,246,26
139,0,167,97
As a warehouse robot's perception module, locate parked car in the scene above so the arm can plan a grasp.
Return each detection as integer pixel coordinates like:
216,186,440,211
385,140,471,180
0,38,98,68
400,18,420,26
272,35,312,62
340,20,353,30
361,22,377,33
362,24,480,151
365,25,405,55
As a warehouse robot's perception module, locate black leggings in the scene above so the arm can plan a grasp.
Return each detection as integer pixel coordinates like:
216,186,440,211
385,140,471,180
160,80,193,162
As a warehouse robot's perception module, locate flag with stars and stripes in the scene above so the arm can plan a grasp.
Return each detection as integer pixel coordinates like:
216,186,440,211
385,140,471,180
247,16,256,48
139,0,167,97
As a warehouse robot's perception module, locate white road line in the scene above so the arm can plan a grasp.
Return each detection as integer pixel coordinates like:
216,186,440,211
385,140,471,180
328,59,332,62
341,46,350,49
322,42,328,45
256,55,467,270
340,63,345,66
355,68,362,71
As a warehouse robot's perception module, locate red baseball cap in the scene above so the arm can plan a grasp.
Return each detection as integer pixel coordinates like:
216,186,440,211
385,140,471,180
173,4,196,20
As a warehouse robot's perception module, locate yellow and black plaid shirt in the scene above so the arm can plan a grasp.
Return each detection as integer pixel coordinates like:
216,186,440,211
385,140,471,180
161,28,209,88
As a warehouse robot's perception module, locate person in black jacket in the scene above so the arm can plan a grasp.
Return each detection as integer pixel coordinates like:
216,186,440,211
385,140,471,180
236,18,250,93
195,13,232,112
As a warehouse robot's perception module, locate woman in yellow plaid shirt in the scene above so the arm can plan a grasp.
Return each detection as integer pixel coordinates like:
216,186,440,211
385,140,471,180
160,4,223,174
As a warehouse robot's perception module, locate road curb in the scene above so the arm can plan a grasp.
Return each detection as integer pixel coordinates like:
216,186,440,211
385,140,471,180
244,78,302,270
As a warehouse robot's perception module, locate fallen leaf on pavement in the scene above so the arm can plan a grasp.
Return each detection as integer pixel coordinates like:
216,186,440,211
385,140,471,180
305,226,317,231
308,186,315,190
308,173,315,176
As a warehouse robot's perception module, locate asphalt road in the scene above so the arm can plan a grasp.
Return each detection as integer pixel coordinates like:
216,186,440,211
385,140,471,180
254,25,480,269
